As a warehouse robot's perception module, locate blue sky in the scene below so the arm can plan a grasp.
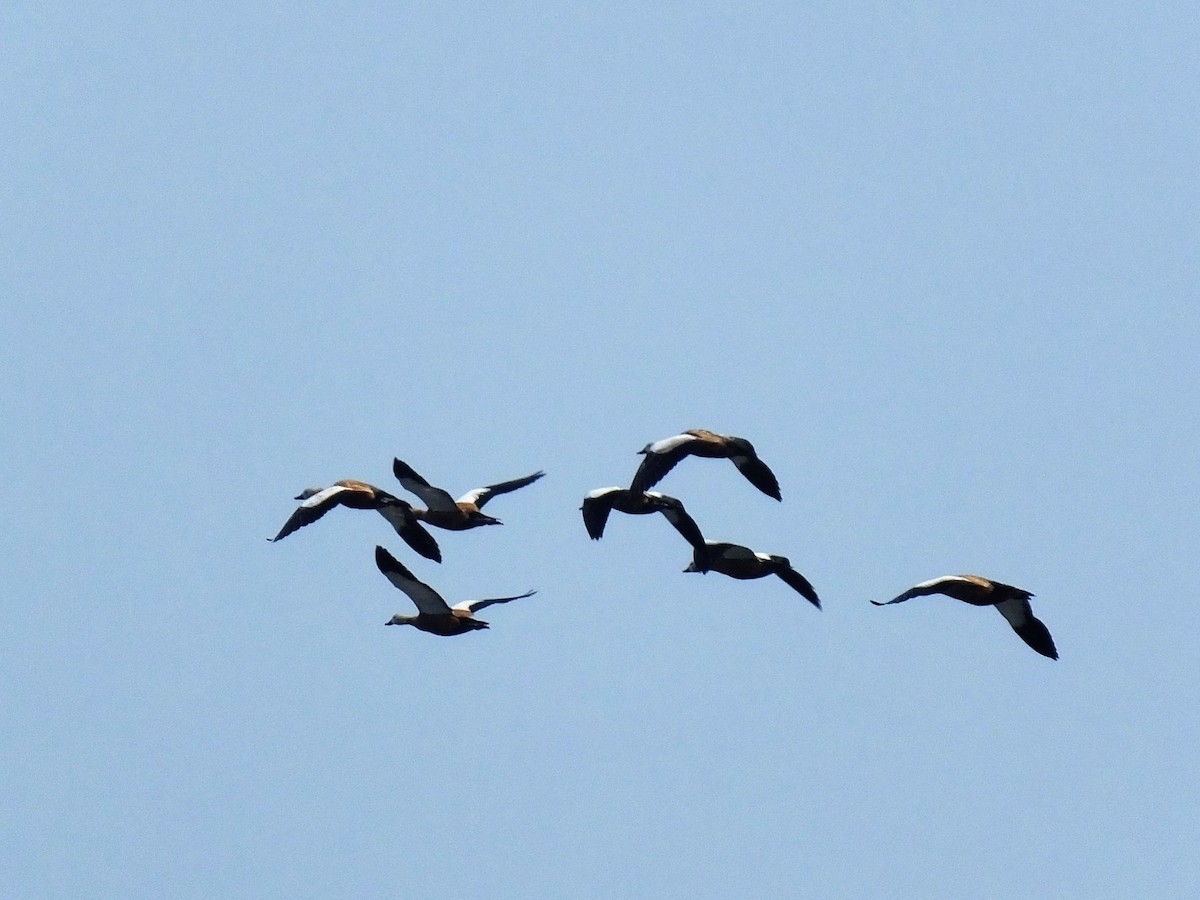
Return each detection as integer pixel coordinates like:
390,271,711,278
3,2,1198,897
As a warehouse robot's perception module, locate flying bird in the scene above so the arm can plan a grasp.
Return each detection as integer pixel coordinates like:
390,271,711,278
872,575,1058,660
630,429,781,500
580,487,704,546
392,458,545,530
375,546,535,636
684,540,820,608
270,480,441,562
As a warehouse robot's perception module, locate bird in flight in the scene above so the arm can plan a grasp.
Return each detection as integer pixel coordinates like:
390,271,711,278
630,429,781,500
392,458,545,530
872,574,1058,659
270,480,441,562
375,546,535,636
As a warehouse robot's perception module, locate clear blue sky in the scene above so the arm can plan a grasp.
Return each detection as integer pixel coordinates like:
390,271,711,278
3,2,1197,897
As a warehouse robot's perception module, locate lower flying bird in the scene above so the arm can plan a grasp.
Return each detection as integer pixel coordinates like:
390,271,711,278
630,429,781,500
392,458,545,529
872,575,1058,660
375,546,535,636
684,541,821,608
270,480,441,562
580,487,704,546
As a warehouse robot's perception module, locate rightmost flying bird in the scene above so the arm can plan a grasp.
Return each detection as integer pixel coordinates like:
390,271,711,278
630,429,781,500
872,575,1058,660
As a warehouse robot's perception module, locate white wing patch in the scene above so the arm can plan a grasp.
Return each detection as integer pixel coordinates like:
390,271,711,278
912,575,976,590
301,484,347,508
585,486,622,499
647,433,697,454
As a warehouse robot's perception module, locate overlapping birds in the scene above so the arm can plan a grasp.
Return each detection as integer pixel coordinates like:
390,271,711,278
270,428,1058,659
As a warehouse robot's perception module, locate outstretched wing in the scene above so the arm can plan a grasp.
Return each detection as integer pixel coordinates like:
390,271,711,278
775,566,821,608
656,496,705,549
459,470,545,508
729,453,782,501
455,589,537,614
995,598,1059,660
392,458,459,511
269,484,347,541
377,502,442,563
871,575,979,606
581,488,619,540
629,433,697,493
374,546,452,614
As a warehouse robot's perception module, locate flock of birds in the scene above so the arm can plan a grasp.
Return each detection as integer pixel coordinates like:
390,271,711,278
270,428,1059,659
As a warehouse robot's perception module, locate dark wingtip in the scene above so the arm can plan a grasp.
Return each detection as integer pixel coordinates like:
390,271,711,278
1014,618,1058,660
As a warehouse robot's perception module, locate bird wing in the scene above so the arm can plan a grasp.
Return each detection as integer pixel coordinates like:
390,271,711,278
581,489,619,539
775,566,821,609
729,453,782,501
457,470,545,508
995,598,1059,660
629,433,696,493
713,542,757,561
454,589,537,614
392,458,459,511
871,575,980,606
374,546,452,614
269,484,348,541
656,497,705,549
376,503,442,563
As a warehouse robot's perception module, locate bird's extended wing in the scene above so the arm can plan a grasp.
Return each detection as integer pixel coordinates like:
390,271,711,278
376,503,442,563
269,484,348,541
871,575,977,606
730,454,782,501
656,496,705,549
455,589,537,614
580,488,619,540
995,598,1058,660
458,470,545,508
775,566,821,609
392,458,459,511
629,434,696,493
374,546,452,614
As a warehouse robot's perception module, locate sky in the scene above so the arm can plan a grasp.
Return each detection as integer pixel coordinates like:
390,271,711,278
3,2,1198,897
